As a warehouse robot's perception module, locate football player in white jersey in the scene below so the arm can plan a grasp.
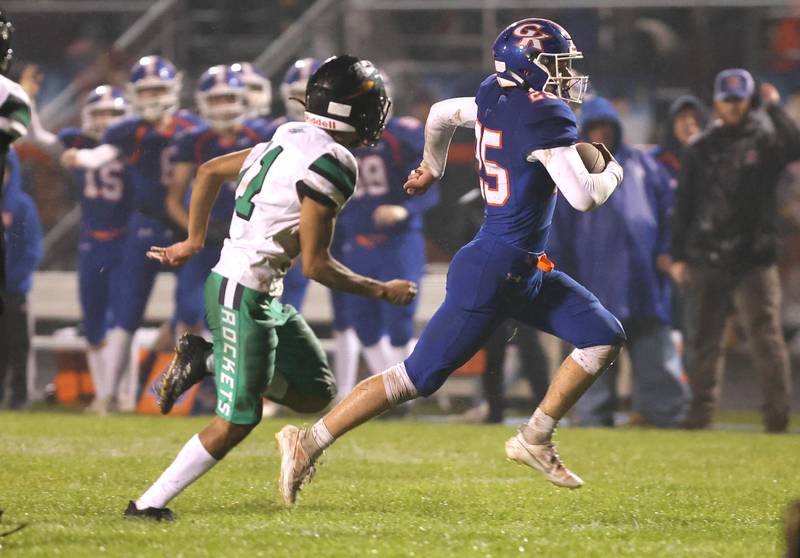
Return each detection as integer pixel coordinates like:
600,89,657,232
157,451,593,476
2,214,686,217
124,56,416,520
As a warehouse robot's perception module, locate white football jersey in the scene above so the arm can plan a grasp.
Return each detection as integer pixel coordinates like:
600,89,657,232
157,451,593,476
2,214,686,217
0,74,31,141
213,122,358,295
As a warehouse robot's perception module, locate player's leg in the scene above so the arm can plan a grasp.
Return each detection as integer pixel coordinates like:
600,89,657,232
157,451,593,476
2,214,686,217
733,265,792,432
106,217,164,401
571,358,618,426
383,233,425,363
78,239,114,413
173,244,219,337
277,239,508,503
128,273,274,518
505,270,625,486
627,318,689,427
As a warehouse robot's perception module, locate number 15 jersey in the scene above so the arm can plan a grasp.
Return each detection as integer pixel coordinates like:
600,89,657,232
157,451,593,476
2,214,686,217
474,75,577,254
213,122,358,296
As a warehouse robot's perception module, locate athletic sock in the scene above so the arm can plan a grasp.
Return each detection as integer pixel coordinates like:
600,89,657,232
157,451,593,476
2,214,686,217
136,434,218,510
86,348,108,400
362,337,394,376
302,419,334,460
332,328,360,398
523,407,557,445
105,328,133,399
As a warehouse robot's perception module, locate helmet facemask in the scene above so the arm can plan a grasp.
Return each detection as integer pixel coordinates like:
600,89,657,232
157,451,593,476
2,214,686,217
197,89,247,132
128,77,181,122
0,17,12,76
533,52,588,103
82,106,130,139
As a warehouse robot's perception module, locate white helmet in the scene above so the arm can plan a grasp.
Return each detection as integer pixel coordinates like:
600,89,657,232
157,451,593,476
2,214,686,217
231,62,272,118
195,65,247,131
127,55,182,122
81,85,131,139
280,57,320,122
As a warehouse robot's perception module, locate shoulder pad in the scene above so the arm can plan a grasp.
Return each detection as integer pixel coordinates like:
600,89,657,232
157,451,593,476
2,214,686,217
102,116,142,144
520,95,576,125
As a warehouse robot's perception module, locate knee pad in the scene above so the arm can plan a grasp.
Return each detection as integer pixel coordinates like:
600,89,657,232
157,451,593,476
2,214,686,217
381,362,418,407
570,344,623,376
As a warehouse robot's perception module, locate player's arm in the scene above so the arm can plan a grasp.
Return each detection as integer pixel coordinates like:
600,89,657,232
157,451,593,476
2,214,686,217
61,143,119,170
166,161,195,231
529,144,623,212
404,97,478,195
299,194,416,305
147,148,252,266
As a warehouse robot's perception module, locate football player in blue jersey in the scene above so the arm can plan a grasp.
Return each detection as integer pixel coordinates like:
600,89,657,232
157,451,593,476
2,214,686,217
277,18,627,501
230,61,273,127
58,85,132,414
62,55,202,408
168,65,270,338
336,105,441,394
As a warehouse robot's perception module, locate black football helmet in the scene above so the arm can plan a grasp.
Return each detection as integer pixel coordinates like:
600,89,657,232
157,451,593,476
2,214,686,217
0,11,12,76
304,55,391,146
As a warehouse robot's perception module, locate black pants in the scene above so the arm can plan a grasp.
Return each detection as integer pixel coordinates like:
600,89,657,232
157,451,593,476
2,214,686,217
0,292,30,408
482,321,550,422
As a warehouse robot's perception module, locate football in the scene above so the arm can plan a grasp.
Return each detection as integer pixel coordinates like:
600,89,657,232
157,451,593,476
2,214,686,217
576,142,607,173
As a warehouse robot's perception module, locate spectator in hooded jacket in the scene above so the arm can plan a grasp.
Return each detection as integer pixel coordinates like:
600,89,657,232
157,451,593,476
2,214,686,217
671,70,800,432
0,148,43,409
549,96,689,427
651,95,709,189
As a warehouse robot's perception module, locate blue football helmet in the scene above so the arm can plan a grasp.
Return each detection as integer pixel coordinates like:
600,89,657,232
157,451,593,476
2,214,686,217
493,18,588,103
81,85,131,139
230,62,272,118
196,65,247,131
128,55,182,121
280,57,321,122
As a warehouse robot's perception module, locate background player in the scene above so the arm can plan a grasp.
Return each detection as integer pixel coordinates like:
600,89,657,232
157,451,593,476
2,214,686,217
231,61,273,126
58,86,132,414
0,10,32,315
126,56,415,520
277,18,627,504
61,55,201,409
336,98,440,394
168,65,269,338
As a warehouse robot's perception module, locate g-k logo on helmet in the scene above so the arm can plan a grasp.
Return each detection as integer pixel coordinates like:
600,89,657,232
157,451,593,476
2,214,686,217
513,23,552,51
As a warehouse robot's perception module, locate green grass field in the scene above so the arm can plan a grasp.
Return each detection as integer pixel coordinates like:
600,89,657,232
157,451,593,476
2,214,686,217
1,412,798,557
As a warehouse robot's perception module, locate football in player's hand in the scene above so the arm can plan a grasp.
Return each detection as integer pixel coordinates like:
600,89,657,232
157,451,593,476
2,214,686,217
576,142,606,173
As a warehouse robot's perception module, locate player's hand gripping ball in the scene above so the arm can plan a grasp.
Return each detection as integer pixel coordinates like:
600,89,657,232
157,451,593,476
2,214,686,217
575,142,609,173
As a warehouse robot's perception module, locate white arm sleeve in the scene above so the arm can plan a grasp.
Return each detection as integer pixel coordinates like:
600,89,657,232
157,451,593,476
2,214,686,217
421,97,478,178
529,145,623,211
74,144,120,170
27,101,59,147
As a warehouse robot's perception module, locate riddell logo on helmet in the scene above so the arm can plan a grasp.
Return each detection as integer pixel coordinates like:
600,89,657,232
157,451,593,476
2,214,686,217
513,23,552,51
306,115,337,129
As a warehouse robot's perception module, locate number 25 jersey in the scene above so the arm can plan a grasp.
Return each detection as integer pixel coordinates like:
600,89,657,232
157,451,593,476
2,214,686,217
213,122,358,295
474,75,578,254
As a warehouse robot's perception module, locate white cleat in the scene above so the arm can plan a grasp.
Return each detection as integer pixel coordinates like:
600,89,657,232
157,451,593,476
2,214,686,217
275,425,316,505
505,430,584,489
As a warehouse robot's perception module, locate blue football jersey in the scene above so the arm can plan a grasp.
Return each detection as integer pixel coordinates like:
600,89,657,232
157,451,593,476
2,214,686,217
173,122,268,222
342,116,438,242
474,75,578,253
58,127,132,232
101,109,201,219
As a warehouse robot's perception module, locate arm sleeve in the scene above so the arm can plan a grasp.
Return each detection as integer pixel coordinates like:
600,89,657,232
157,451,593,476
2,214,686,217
671,147,697,262
299,145,358,211
26,100,60,148
651,159,674,256
421,97,478,178
74,144,120,170
765,104,800,166
529,145,623,211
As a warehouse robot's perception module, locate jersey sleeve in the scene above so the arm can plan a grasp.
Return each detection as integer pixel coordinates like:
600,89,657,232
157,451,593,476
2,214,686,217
298,144,358,212
101,118,136,154
0,82,31,142
57,128,81,149
172,129,198,164
521,99,578,155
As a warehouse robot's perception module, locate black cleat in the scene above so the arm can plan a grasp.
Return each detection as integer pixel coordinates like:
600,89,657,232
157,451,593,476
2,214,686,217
123,500,174,522
156,334,213,414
